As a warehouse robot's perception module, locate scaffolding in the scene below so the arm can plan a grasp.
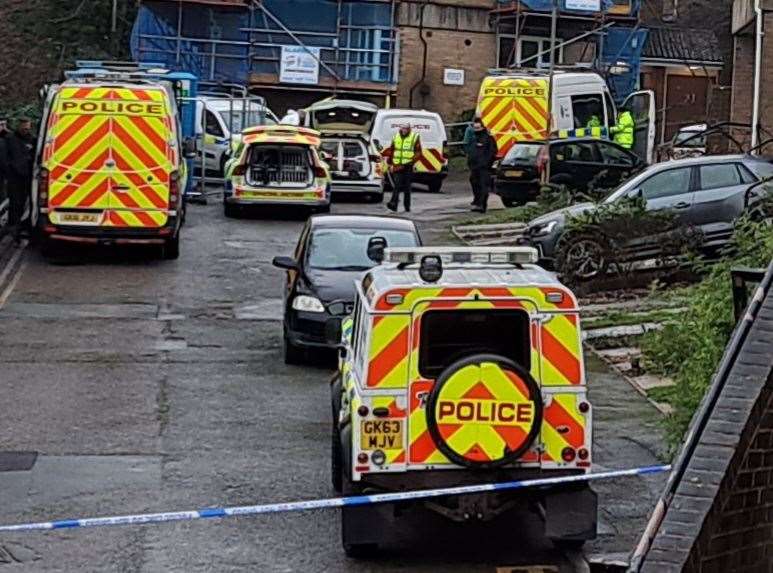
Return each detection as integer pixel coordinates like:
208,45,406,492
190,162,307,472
490,0,645,102
131,0,399,96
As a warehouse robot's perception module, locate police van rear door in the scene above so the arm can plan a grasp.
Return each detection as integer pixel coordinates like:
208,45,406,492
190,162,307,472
622,90,656,164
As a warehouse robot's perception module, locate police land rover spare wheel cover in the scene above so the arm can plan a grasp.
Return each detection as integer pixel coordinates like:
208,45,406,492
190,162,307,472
426,354,543,469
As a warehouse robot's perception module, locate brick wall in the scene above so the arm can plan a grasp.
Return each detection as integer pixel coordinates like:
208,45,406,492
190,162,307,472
684,377,773,571
395,26,496,121
730,31,754,127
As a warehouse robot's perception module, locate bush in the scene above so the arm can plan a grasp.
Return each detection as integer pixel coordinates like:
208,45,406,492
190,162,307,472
641,203,773,450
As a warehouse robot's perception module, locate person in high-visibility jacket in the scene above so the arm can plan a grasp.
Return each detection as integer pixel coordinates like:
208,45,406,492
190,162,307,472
384,123,422,213
610,108,635,149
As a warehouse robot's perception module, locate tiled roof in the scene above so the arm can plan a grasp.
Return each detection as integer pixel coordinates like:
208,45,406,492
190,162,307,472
643,26,723,66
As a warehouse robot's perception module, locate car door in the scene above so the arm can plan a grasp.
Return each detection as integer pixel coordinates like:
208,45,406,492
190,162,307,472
691,162,756,242
550,141,599,190
628,165,696,256
621,90,656,165
596,141,640,189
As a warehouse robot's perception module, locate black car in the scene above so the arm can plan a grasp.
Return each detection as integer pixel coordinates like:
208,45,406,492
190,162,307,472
494,138,645,207
272,215,422,364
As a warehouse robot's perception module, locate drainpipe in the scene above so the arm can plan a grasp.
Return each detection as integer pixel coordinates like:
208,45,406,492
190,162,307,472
409,1,429,108
751,0,763,151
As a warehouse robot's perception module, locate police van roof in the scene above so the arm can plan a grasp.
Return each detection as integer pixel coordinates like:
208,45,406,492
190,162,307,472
361,248,575,310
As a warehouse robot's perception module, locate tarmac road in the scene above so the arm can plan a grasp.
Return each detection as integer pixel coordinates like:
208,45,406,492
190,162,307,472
0,181,666,572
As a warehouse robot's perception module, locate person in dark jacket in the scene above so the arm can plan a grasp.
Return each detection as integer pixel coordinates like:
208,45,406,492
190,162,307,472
6,117,36,241
466,118,497,213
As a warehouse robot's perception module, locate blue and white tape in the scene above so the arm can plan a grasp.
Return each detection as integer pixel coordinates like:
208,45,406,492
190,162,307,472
0,465,670,533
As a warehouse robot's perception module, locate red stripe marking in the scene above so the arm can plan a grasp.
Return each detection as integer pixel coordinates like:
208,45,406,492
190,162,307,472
487,104,514,136
411,316,421,350
493,425,530,451
497,138,515,158
504,370,531,399
544,400,584,449
53,120,110,177
367,326,409,387
393,452,405,464
480,97,503,122
531,322,539,350
513,99,548,136
427,288,474,310
129,116,168,157
387,400,407,418
565,314,578,327
428,148,444,162
72,87,93,99
541,327,581,384
109,210,129,227
112,150,169,208
410,430,438,462
133,90,152,101
78,179,110,208
463,382,496,400
463,442,492,462
111,120,169,175
49,149,111,207
111,193,158,227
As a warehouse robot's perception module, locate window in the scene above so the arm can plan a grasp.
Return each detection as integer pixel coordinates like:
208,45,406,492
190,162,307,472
497,35,563,68
738,163,759,184
307,228,418,270
598,142,634,166
418,309,531,379
639,167,692,200
571,94,605,129
552,142,596,163
205,110,224,137
698,164,744,191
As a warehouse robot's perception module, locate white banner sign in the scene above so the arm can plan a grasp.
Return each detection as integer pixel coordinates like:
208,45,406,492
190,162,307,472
280,45,321,85
443,68,465,86
566,0,601,10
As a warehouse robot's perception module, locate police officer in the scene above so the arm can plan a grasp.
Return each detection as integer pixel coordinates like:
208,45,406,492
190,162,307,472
6,117,36,242
466,118,497,213
385,122,421,213
610,107,635,149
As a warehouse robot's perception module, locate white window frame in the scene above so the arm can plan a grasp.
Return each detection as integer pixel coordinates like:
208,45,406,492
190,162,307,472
497,34,564,68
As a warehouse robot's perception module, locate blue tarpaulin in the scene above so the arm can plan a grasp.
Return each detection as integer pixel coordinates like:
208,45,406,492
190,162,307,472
600,27,649,103
497,0,641,16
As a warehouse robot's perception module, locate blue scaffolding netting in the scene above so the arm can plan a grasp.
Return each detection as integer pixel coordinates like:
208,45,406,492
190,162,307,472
131,0,397,86
496,0,641,15
601,27,649,103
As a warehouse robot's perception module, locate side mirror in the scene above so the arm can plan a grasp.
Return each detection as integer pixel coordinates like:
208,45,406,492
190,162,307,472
272,256,299,271
183,137,198,159
327,301,347,316
324,317,343,346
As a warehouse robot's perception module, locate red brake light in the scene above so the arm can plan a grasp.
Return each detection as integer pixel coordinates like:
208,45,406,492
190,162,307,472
169,171,180,205
313,164,327,178
38,168,50,207
232,164,247,177
561,447,576,463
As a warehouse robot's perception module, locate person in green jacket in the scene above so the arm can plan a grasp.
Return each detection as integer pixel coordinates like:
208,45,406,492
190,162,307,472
610,107,635,149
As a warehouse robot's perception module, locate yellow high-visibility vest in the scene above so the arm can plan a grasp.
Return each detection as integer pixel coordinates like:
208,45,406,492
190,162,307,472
392,131,419,165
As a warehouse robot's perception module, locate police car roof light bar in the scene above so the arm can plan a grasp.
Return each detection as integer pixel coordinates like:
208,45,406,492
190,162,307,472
384,247,538,266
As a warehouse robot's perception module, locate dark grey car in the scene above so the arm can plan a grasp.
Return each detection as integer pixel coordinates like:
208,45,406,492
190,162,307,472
521,154,773,269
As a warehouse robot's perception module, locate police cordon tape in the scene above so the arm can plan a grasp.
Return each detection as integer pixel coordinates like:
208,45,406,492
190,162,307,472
0,465,671,533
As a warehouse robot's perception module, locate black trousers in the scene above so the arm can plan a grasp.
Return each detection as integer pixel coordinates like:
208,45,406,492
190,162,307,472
388,168,413,212
470,167,492,211
7,178,30,231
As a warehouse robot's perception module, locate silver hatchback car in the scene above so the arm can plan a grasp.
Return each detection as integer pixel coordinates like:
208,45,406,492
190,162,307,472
522,154,773,268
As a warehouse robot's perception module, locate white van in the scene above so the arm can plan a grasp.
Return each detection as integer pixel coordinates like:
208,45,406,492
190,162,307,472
195,96,279,173
477,71,656,164
371,109,448,193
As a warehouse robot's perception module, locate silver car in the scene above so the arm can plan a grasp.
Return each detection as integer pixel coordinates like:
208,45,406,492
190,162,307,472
522,154,773,272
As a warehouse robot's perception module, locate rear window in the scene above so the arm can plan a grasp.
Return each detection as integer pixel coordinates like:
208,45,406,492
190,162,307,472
419,309,531,379
674,131,706,148
503,144,542,163
374,115,445,145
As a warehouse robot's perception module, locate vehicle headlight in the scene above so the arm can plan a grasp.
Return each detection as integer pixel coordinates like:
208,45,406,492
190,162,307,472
531,220,558,237
292,295,326,313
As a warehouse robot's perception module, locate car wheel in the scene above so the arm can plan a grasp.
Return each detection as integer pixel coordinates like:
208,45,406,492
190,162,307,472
283,333,306,365
223,202,239,218
556,233,608,281
428,179,443,193
501,196,526,208
162,232,180,260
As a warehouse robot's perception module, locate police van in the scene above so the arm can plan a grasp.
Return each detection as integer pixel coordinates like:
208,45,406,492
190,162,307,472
477,70,656,164
32,74,193,258
329,246,596,556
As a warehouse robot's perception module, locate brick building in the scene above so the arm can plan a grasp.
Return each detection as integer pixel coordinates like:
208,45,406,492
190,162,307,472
731,0,773,151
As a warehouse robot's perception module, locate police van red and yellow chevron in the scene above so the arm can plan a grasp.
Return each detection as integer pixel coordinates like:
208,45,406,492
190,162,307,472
33,79,187,258
331,246,597,555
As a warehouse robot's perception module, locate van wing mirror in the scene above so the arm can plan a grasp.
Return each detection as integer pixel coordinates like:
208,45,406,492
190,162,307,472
272,256,299,271
183,137,198,159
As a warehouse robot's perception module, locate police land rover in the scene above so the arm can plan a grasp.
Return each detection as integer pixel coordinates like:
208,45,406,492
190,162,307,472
329,247,596,556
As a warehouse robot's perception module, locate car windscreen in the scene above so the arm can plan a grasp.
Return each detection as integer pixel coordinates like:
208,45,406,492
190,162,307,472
503,143,541,164
307,228,419,270
673,131,706,148
221,109,274,132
